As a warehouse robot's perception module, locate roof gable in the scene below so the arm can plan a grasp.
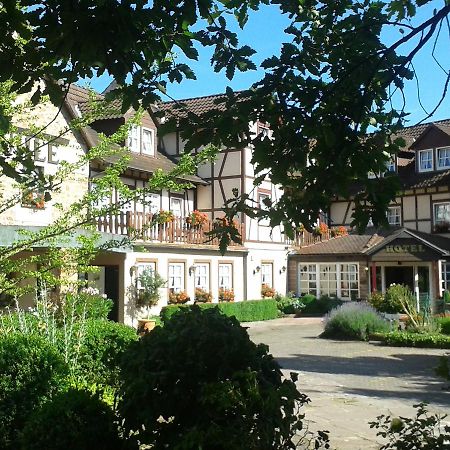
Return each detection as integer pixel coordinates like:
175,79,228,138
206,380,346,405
409,123,450,150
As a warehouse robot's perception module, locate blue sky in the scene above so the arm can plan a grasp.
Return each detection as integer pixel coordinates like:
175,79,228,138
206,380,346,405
88,1,449,125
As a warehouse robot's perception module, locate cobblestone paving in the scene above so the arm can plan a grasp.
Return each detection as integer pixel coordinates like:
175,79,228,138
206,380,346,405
246,318,450,450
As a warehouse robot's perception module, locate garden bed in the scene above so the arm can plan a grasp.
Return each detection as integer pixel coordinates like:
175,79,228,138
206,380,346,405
371,331,450,349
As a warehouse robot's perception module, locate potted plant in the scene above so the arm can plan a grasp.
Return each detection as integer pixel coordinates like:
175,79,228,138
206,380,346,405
194,287,212,303
313,222,328,237
218,288,235,302
330,226,347,237
261,283,276,298
22,191,45,209
168,290,190,304
153,210,174,225
135,269,166,308
186,210,208,228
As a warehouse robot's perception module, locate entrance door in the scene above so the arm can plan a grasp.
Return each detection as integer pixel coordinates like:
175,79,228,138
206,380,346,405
104,266,119,322
385,266,414,291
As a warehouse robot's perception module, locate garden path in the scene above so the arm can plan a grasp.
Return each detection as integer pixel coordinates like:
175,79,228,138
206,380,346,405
246,318,450,450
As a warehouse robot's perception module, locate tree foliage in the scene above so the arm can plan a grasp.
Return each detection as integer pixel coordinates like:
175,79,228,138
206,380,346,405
1,0,450,235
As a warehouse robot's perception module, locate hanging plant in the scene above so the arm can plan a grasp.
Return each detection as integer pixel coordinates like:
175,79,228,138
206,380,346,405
331,226,347,237
186,210,208,227
154,210,174,224
313,222,328,236
168,291,190,304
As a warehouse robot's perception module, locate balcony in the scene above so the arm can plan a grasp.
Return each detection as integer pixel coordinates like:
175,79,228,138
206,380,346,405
96,211,245,247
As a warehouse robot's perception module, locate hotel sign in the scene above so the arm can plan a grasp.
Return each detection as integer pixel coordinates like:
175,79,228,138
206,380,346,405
385,244,425,254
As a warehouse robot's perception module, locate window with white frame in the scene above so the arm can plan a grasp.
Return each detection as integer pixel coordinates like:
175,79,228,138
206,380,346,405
127,126,155,156
385,157,396,173
437,147,450,170
387,206,401,226
418,149,433,172
299,263,359,299
127,125,140,152
218,263,232,290
340,264,359,299
194,263,209,291
319,264,338,297
299,264,318,297
168,263,184,293
142,128,154,156
434,202,450,228
170,197,184,217
261,263,273,287
258,191,271,225
442,262,450,292
136,262,156,290
141,192,160,214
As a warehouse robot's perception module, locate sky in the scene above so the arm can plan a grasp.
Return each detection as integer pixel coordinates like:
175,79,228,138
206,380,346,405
88,1,450,126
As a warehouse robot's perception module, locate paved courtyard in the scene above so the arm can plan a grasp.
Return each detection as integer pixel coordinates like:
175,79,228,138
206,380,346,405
246,318,450,449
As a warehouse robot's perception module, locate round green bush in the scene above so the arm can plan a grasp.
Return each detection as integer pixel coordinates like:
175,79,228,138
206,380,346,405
0,333,67,449
369,287,405,314
75,319,138,388
321,302,390,340
119,306,305,449
20,388,124,450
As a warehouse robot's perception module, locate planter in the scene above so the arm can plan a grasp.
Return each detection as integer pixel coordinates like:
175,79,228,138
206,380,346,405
137,319,156,336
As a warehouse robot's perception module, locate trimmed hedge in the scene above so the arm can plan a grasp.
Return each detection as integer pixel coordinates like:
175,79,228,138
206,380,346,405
373,331,450,349
160,299,278,323
300,295,343,315
438,317,450,335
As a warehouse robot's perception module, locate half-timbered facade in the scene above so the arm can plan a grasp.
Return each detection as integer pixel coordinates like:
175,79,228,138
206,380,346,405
289,119,450,309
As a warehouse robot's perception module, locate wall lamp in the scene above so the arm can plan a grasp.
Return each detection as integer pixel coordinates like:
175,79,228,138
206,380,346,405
189,265,197,276
253,265,261,275
280,266,286,274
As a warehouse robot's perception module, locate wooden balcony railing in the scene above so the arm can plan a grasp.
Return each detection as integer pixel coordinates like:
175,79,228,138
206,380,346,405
97,211,245,247
292,229,335,248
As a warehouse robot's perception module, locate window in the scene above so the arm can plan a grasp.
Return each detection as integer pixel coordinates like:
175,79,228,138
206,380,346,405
258,191,271,225
127,126,155,156
387,206,401,226
340,264,359,299
299,264,318,297
136,262,156,290
168,263,184,293
218,263,232,290
21,166,45,209
261,263,273,287
142,128,154,156
442,262,450,292
170,197,184,217
194,263,209,291
385,157,396,173
140,192,160,214
298,263,359,299
127,125,140,152
257,124,270,138
434,202,450,231
437,147,450,169
418,149,433,172
319,264,338,297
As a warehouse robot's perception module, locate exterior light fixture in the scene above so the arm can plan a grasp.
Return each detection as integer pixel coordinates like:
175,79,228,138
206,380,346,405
253,266,261,275
280,266,287,274
189,265,196,276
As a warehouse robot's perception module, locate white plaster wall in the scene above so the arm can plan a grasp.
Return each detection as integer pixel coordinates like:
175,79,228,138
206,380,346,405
245,245,288,299
122,248,246,327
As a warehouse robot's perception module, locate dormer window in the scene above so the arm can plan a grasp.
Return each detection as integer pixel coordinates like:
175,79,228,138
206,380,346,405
437,147,450,170
418,149,433,172
127,125,155,156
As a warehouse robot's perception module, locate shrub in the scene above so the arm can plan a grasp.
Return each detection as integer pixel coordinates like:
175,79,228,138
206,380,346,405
194,287,212,303
75,319,138,388
218,288,235,302
374,331,450,349
274,292,304,315
300,294,343,315
160,299,279,323
74,287,114,320
321,303,390,341
119,306,313,449
20,389,124,450
261,283,275,298
369,403,450,450
0,333,68,449
438,317,450,335
377,285,407,314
